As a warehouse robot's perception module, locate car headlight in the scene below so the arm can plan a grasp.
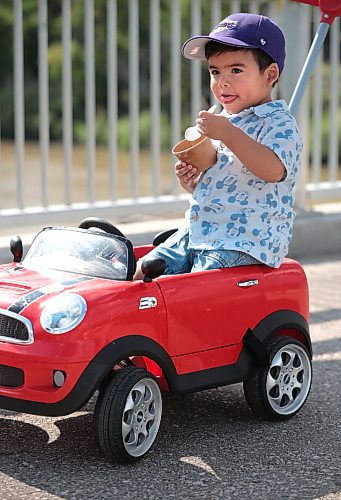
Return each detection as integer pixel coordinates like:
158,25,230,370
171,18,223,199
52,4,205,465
41,293,87,334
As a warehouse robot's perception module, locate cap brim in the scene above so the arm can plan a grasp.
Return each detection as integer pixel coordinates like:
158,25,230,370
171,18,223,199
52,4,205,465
182,35,258,60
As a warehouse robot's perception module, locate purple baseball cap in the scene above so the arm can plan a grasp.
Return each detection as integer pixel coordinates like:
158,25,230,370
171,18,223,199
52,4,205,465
182,13,286,74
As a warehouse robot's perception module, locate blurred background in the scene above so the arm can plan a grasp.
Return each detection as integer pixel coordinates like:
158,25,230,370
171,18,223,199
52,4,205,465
0,0,340,228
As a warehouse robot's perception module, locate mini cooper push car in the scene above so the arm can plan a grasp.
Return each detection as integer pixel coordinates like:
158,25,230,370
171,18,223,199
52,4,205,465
0,218,312,462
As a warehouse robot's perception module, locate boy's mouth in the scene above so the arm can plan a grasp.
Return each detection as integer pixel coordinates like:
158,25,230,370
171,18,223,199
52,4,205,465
220,94,237,104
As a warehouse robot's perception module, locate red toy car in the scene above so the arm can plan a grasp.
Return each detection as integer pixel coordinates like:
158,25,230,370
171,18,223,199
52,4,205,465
0,218,312,463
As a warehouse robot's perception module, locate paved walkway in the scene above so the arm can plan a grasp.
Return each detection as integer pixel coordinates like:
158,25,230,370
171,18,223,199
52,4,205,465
0,253,340,499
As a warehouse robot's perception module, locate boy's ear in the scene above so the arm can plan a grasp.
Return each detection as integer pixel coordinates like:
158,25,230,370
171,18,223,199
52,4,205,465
266,63,280,85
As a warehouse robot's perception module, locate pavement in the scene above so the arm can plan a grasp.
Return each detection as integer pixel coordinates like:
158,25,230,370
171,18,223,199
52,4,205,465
0,253,340,499
0,202,341,264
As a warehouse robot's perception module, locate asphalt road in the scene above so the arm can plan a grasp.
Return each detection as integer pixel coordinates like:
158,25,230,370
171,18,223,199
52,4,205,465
0,255,340,500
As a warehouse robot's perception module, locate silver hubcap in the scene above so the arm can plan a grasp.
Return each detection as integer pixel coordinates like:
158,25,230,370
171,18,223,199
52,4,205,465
266,344,312,415
122,377,162,457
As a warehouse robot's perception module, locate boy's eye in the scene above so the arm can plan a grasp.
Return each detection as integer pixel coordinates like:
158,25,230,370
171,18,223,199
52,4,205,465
231,68,242,74
210,69,219,76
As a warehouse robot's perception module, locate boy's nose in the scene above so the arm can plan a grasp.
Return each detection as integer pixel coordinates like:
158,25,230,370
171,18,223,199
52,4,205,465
218,74,231,87
219,80,230,91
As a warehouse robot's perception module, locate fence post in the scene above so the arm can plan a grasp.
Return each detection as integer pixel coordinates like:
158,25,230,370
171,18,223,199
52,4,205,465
13,0,25,209
278,3,311,211
38,0,49,207
62,0,73,205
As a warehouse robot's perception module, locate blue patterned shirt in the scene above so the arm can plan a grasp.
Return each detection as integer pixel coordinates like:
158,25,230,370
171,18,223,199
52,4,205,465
184,100,303,268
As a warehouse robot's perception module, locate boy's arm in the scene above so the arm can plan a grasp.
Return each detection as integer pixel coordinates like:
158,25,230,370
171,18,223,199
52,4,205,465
198,111,285,183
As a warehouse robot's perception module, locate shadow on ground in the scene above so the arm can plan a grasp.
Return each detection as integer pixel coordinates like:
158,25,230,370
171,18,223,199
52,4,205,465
0,337,340,499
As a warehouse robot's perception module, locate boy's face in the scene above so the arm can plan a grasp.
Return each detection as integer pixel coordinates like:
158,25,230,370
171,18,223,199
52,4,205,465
207,49,278,114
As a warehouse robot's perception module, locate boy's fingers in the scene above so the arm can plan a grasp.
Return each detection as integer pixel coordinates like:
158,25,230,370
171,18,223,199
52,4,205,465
198,110,210,119
175,161,191,170
176,163,196,171
175,164,188,173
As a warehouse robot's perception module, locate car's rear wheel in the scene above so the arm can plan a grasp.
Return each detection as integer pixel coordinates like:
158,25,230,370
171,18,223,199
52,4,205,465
94,366,162,463
243,336,312,420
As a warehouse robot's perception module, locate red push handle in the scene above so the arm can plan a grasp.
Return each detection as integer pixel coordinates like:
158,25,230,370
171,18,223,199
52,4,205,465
291,0,319,5
290,0,341,24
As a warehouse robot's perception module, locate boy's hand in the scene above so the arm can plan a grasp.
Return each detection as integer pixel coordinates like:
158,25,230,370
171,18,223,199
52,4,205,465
197,111,230,141
175,161,199,193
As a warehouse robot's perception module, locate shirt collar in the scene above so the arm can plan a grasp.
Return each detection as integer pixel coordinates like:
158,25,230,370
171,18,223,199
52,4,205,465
252,99,289,117
222,99,289,119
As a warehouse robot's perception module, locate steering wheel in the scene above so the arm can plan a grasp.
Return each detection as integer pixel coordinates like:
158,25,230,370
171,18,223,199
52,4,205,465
78,217,136,279
78,217,125,237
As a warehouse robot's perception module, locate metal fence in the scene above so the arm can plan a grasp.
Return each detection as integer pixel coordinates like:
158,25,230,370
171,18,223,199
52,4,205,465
0,0,340,228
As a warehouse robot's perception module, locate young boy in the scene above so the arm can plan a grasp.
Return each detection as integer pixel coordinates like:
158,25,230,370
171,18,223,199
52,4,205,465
134,13,302,279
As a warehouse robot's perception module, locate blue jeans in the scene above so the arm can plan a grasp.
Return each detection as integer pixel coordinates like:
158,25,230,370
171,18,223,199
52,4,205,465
143,231,260,274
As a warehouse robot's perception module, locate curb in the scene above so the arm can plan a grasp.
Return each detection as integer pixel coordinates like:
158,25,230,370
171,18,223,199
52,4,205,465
289,210,341,259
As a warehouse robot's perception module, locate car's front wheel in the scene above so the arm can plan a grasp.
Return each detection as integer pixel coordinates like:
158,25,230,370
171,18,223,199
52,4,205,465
243,336,312,420
94,366,162,463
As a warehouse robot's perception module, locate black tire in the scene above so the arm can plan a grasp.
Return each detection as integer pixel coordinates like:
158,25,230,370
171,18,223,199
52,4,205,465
243,336,312,420
94,367,162,463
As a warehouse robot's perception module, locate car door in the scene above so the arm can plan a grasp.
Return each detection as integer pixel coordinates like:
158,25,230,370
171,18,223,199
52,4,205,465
156,266,265,358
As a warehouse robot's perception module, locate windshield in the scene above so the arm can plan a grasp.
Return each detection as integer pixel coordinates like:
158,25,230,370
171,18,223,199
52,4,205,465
23,227,130,280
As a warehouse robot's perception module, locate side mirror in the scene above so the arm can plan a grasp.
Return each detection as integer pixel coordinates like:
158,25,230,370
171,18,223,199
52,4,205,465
141,258,167,282
10,235,23,263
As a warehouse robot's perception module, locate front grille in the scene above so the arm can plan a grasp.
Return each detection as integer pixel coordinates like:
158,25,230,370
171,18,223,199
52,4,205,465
0,313,28,340
0,309,33,344
0,364,24,387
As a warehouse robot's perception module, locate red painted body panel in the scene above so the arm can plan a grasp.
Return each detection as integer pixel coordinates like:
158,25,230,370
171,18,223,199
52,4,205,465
0,358,89,404
156,265,265,356
0,270,168,403
134,245,154,261
172,343,242,375
262,259,309,321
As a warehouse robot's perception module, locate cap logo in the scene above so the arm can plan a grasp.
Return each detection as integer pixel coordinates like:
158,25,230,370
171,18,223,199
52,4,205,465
260,38,266,45
225,19,238,28
212,18,238,35
211,26,227,35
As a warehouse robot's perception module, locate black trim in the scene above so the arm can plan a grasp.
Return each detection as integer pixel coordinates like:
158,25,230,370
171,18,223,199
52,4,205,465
0,364,24,387
152,228,177,246
243,309,312,361
8,290,45,314
172,348,253,394
7,276,93,314
243,328,269,365
0,310,311,417
0,336,172,417
0,336,254,416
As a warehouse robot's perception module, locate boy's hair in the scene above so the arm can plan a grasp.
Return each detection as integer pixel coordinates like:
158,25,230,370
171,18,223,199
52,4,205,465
205,40,279,85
